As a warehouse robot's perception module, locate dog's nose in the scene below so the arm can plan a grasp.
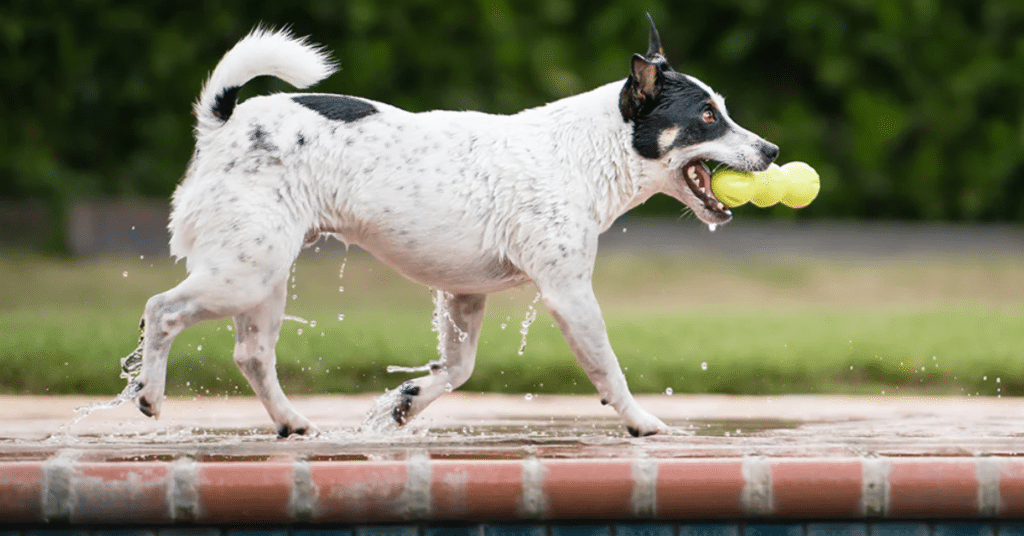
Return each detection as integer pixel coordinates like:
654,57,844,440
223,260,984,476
761,142,779,162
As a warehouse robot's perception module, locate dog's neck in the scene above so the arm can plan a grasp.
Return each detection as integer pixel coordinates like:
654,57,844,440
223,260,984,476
515,80,663,232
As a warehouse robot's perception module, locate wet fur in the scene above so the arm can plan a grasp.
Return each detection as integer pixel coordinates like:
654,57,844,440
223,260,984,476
127,22,777,437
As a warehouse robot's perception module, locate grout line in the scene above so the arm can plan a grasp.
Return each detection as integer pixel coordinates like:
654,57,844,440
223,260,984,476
861,457,889,518
404,451,433,520
977,457,1002,517
631,450,657,518
41,449,78,523
520,451,547,519
169,456,198,522
289,456,313,522
741,456,773,516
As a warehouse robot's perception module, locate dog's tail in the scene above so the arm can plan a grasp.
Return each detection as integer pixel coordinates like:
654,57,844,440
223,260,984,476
194,26,336,138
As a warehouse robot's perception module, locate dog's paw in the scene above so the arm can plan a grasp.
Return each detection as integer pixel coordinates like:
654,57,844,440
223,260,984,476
134,380,163,419
623,409,669,438
277,420,319,438
391,382,421,425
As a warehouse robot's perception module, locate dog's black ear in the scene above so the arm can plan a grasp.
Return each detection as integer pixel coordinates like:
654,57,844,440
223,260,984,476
619,54,664,121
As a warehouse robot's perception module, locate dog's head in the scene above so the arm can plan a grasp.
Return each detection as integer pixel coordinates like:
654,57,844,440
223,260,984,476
620,16,778,226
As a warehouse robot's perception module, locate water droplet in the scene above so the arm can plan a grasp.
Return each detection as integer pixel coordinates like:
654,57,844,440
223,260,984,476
500,323,507,330
338,286,344,292
122,271,128,277
139,255,144,260
338,314,345,321
524,393,533,401
622,227,627,233
297,328,304,335
701,362,708,371
708,223,717,232
997,377,1001,383
314,246,320,253
309,320,317,328
197,345,203,352
664,387,673,396
291,294,297,300
984,375,988,381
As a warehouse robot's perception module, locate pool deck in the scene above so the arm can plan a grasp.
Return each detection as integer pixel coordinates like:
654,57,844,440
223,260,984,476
2,393,1023,524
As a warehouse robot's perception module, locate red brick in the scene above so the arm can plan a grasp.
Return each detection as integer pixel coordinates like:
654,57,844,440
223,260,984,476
771,459,863,518
1000,458,1024,517
0,462,45,522
656,459,745,518
544,459,634,519
197,462,295,523
889,458,979,518
431,460,523,520
72,462,171,523
310,461,407,523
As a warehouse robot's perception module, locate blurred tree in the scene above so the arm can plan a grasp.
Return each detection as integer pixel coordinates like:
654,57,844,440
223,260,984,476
1,0,1022,223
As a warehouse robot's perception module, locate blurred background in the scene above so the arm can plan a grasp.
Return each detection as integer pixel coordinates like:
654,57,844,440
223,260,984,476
0,0,1022,398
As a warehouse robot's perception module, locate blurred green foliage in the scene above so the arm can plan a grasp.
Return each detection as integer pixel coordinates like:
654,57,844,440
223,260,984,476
2,0,1023,221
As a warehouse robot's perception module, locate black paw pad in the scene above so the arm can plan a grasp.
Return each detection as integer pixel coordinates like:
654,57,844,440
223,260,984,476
277,425,308,438
626,426,659,438
137,397,155,417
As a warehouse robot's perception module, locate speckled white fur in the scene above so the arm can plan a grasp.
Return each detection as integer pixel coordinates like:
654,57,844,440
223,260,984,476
132,29,768,438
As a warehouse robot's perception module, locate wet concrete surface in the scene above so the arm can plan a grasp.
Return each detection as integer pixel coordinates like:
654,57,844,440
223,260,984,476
2,394,1021,460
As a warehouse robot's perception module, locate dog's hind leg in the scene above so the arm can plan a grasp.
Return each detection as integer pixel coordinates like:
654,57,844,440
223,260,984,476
380,291,487,426
134,276,222,419
232,279,315,437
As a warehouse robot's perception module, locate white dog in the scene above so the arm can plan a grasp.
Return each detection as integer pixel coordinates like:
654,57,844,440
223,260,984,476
122,18,778,437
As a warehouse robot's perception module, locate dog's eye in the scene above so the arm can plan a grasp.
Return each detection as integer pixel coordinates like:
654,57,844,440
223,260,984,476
702,109,716,124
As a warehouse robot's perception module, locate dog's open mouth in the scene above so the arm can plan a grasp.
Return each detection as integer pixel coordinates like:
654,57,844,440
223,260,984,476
681,160,732,223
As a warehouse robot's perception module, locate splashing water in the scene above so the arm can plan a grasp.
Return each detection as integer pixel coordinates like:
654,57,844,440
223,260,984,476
518,293,542,355
359,387,406,434
50,323,146,439
386,362,438,374
708,223,717,232
284,314,310,324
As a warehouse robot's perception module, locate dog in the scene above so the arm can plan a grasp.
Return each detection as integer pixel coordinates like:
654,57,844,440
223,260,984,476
121,17,778,438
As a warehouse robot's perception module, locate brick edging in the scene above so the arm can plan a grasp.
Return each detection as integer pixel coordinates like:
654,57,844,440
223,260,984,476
2,456,1023,524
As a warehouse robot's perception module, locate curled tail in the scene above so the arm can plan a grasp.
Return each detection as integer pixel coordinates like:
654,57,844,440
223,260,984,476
194,27,336,138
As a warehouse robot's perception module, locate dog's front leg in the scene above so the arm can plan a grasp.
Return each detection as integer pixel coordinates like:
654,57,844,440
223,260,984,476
367,291,487,428
539,281,669,437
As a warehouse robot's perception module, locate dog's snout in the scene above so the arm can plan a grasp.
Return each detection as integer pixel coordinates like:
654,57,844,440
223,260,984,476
761,141,779,162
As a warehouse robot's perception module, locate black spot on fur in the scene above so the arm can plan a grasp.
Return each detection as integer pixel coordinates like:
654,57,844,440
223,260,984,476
293,94,378,123
249,124,278,153
600,398,608,405
213,85,241,122
296,132,306,147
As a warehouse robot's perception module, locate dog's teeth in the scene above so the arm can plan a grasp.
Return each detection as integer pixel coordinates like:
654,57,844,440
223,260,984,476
687,167,697,180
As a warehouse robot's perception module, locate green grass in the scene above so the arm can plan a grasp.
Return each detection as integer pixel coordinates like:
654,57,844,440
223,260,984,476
1,248,1022,397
